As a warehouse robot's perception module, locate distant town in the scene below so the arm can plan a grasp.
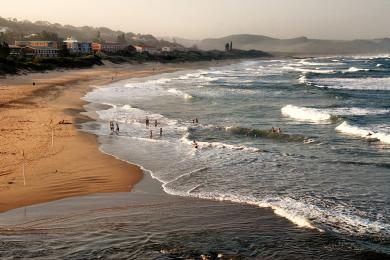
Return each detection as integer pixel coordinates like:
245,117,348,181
7,36,189,58
0,17,271,75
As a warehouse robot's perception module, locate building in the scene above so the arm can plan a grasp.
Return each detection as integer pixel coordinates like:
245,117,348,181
161,47,171,52
92,42,127,53
134,45,159,54
161,46,188,52
12,41,60,57
91,43,102,52
63,37,92,54
15,40,59,49
32,46,60,57
9,45,23,56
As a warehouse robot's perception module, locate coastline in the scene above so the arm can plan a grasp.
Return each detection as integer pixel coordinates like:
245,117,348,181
0,60,239,213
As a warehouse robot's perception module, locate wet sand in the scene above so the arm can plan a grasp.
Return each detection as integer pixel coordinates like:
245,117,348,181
0,61,227,213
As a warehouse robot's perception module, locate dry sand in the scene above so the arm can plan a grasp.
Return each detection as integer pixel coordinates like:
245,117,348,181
0,61,226,213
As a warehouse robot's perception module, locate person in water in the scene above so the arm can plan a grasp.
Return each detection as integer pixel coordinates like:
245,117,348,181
160,127,163,137
193,140,198,149
150,130,153,138
145,116,150,127
154,120,158,127
195,117,199,124
110,121,114,132
276,128,282,134
116,123,119,132
367,132,373,136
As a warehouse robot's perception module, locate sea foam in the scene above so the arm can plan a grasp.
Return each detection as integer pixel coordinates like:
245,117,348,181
281,105,331,123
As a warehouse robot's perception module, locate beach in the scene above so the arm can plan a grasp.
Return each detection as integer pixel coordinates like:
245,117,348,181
0,61,226,213
0,58,389,259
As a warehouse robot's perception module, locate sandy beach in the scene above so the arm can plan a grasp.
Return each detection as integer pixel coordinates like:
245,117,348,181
0,61,226,213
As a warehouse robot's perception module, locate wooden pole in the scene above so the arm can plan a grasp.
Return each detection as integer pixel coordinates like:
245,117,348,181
22,150,26,186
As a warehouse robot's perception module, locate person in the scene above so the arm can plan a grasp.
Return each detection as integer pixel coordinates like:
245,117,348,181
110,121,114,132
277,128,282,134
195,117,199,124
271,127,275,133
193,140,198,149
154,120,158,127
192,119,195,124
150,130,153,138
146,116,150,127
116,123,119,132
367,132,372,136
32,82,35,86
160,127,163,137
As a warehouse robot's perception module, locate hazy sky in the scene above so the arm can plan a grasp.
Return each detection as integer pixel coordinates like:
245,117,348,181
1,0,389,40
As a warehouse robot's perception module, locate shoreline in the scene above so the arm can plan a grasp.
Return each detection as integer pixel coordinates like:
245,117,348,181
0,60,240,213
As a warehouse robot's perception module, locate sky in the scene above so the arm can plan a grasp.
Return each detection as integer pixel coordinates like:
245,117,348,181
1,0,390,40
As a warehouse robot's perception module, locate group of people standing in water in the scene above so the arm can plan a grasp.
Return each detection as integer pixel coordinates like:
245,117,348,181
109,121,119,133
270,127,282,134
145,116,163,139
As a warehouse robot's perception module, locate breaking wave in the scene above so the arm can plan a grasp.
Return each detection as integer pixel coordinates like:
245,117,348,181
281,105,332,123
335,121,390,144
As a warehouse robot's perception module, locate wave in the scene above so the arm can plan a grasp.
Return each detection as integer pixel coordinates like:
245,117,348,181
343,67,370,73
180,132,261,153
335,121,390,144
167,88,193,99
310,77,390,91
298,75,308,84
281,105,332,123
158,187,390,237
283,66,336,75
328,107,389,116
225,126,306,142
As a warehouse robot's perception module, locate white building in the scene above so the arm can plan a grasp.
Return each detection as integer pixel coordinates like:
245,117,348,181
63,36,92,54
134,45,159,54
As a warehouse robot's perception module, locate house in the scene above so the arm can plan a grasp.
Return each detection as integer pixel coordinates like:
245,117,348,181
161,46,188,52
9,45,23,56
12,42,60,57
92,42,127,53
15,40,59,49
134,45,159,54
63,37,92,54
32,46,60,57
161,47,171,52
22,46,60,57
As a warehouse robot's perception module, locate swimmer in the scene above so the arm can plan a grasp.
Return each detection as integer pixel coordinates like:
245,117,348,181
154,120,158,127
145,116,150,127
160,127,163,136
150,130,153,138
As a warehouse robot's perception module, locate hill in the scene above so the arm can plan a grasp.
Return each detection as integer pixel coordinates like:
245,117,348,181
197,34,390,55
0,17,180,48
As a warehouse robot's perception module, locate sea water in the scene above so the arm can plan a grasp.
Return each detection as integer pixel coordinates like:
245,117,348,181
83,56,390,252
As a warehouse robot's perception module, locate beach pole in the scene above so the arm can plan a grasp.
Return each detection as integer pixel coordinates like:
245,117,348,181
22,150,26,186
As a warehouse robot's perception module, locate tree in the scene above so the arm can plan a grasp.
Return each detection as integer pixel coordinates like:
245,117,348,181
116,33,127,44
0,42,10,58
225,42,230,52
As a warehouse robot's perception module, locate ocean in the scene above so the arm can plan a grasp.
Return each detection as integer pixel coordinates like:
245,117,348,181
2,56,387,259
80,56,390,257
